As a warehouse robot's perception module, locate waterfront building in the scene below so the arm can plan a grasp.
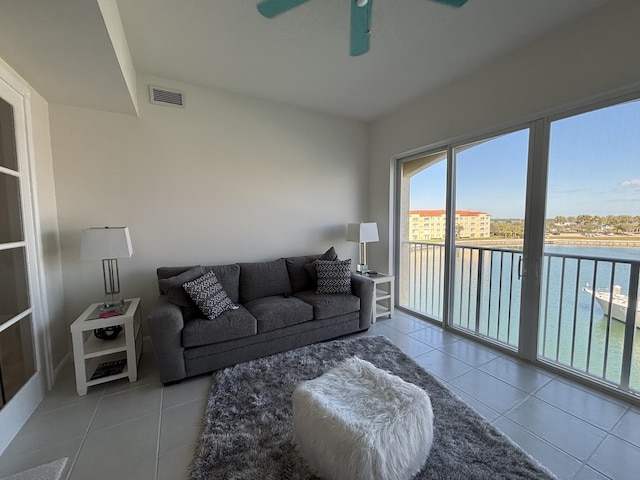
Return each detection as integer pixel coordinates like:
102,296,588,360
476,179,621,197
409,210,491,240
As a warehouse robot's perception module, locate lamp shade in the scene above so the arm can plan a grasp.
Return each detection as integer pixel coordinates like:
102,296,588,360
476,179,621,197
346,222,379,243
81,227,133,260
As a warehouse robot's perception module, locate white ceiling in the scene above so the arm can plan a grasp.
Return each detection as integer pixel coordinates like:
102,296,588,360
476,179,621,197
0,0,610,121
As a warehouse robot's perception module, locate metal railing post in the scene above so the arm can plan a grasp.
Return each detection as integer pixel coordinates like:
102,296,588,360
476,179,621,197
620,264,639,391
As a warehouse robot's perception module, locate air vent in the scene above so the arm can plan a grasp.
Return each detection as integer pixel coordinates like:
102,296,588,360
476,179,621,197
149,85,185,108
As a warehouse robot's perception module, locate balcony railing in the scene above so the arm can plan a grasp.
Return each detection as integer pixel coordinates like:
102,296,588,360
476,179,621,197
400,241,640,396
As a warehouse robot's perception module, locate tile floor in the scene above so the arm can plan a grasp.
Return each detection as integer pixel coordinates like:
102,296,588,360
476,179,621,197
1,310,639,480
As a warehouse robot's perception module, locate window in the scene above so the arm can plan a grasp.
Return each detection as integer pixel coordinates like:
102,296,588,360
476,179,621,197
395,92,640,399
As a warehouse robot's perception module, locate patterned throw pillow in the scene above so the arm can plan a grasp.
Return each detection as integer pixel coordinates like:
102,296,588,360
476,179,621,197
315,259,352,294
183,271,239,320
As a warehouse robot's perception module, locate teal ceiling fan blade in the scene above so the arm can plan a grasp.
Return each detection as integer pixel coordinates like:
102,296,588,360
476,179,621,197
350,0,373,56
257,0,313,18
429,0,468,8
258,0,467,57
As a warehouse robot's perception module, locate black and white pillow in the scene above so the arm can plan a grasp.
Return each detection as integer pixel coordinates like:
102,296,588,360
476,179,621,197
183,271,239,320
316,259,352,294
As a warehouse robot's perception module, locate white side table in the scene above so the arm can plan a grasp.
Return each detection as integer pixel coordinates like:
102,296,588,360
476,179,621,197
70,298,142,395
359,273,394,323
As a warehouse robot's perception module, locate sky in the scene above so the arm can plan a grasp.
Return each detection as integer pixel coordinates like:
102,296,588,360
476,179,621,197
410,98,640,219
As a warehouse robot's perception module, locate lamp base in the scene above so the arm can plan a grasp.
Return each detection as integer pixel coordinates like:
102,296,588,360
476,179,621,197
356,263,369,274
99,258,125,314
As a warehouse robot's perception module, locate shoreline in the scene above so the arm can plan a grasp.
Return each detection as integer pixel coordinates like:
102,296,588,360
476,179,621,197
448,237,640,248
544,238,640,248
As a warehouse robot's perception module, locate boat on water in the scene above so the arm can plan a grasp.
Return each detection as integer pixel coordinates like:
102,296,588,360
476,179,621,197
583,284,640,328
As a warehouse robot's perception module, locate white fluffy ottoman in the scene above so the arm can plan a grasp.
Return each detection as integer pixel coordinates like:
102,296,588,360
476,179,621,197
292,356,434,480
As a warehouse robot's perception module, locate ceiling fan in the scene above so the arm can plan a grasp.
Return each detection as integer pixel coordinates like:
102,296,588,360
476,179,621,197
257,0,468,56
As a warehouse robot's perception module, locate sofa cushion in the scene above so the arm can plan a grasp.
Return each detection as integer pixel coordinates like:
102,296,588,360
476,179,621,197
294,290,360,320
239,258,292,303
159,265,205,307
182,271,239,320
286,247,337,293
203,264,240,304
316,259,352,294
245,296,314,333
286,256,318,293
182,305,257,348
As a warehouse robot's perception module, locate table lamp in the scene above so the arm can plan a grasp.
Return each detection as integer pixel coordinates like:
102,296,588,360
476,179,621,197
346,222,379,274
81,226,133,313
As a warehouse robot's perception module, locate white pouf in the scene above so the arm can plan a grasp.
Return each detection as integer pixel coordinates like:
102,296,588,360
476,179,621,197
292,356,434,480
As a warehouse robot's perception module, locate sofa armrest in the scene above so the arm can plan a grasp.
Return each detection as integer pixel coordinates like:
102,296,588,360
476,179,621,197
147,295,186,384
351,273,374,330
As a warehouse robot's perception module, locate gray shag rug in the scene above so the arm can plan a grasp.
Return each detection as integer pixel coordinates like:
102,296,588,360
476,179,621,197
191,335,557,480
0,458,67,480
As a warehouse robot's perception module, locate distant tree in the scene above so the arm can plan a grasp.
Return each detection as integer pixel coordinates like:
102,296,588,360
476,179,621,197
553,215,566,226
576,214,598,233
614,215,633,234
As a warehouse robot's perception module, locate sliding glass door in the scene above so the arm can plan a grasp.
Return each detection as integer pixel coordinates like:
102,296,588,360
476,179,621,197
451,129,530,350
396,93,640,398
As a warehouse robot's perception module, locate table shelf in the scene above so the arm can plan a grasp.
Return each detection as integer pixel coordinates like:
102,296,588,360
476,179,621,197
85,352,128,385
83,334,127,358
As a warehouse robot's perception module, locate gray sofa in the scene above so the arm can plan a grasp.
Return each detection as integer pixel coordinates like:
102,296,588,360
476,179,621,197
148,249,374,384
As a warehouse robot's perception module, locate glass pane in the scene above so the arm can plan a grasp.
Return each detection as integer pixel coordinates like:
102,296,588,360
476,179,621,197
399,150,447,321
540,99,640,390
0,316,36,406
0,173,24,243
0,247,30,326
453,129,530,349
0,97,18,171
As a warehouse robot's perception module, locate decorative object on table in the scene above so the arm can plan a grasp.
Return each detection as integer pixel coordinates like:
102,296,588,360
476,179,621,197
346,222,378,274
81,226,133,314
190,335,557,480
93,325,123,340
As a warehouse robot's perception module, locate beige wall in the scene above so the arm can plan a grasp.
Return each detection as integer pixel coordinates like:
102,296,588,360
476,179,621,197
50,75,369,322
29,87,67,371
368,0,640,273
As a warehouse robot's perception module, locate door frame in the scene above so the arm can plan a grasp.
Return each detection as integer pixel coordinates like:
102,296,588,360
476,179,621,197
518,118,550,361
